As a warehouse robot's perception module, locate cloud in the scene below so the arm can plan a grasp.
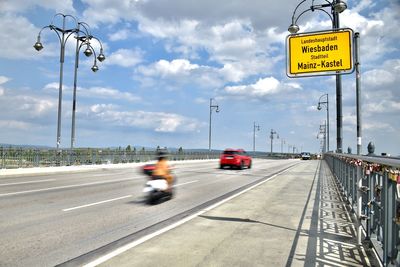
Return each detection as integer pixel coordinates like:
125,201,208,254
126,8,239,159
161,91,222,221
223,77,301,98
83,87,141,102
363,69,395,86
0,120,34,130
104,48,144,67
151,59,199,76
0,91,56,120
44,83,141,102
0,76,10,85
89,104,203,133
0,14,51,59
0,0,74,13
108,29,131,41
365,100,400,113
135,58,237,91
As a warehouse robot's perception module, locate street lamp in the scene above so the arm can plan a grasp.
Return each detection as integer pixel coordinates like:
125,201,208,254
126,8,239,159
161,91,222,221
34,14,105,150
71,23,105,149
208,98,220,152
289,0,347,153
317,93,330,152
270,129,279,153
34,14,79,150
318,122,327,153
253,122,260,153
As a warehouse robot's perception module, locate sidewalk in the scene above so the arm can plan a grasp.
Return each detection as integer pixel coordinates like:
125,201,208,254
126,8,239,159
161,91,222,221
84,160,378,267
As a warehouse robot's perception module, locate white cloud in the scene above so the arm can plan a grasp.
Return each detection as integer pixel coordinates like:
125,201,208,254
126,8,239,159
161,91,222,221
89,104,202,133
108,29,131,41
0,92,56,119
223,77,301,98
363,69,395,86
365,100,400,113
104,48,144,67
0,76,10,85
83,87,141,102
0,120,34,130
0,0,74,13
364,121,393,131
0,14,50,59
44,83,141,102
137,59,198,77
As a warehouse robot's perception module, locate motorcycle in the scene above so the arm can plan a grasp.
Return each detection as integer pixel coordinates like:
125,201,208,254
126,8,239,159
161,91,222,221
141,164,175,204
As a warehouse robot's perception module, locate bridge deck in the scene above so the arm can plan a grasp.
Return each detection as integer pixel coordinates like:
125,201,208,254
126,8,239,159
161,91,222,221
88,160,379,267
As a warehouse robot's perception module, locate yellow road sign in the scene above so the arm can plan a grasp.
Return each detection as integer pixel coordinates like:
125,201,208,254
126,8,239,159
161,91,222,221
286,29,354,77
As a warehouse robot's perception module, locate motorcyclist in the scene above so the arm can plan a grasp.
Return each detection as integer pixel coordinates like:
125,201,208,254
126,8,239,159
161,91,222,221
152,150,173,192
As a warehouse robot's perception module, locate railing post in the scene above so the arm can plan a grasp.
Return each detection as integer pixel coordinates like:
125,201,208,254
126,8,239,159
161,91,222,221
357,163,362,245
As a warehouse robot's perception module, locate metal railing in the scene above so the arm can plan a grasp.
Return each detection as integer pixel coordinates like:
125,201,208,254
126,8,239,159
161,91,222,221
324,153,400,266
0,147,298,169
0,148,223,169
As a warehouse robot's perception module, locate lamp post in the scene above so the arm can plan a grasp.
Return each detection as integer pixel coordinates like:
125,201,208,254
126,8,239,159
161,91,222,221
253,122,260,153
269,129,279,153
208,98,219,152
288,0,347,153
281,138,285,153
34,14,105,150
71,23,105,149
318,122,327,153
317,93,330,152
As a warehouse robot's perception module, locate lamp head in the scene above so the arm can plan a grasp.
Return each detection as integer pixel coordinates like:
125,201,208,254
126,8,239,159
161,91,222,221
33,41,43,51
84,47,93,57
216,107,220,113
288,24,299,34
333,0,347,13
97,53,105,62
317,104,322,110
91,64,99,72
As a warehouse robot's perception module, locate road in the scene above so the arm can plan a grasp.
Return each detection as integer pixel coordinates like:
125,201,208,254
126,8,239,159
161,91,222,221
0,159,298,267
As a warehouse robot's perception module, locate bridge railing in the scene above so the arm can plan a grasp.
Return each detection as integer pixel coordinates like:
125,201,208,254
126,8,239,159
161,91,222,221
0,148,225,168
324,153,400,266
0,147,298,169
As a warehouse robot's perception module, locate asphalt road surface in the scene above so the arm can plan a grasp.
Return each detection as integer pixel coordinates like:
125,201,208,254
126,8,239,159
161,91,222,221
0,159,298,267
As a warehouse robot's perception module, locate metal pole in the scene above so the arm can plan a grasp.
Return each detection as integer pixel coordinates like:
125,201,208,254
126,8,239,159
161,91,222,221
333,0,343,153
253,122,256,153
355,32,362,155
326,94,330,152
71,25,80,149
208,98,212,152
270,129,273,153
324,120,327,153
56,16,66,150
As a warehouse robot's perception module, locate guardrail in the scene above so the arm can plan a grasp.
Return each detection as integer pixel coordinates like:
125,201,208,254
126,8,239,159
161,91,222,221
0,148,223,169
0,147,298,169
324,153,400,266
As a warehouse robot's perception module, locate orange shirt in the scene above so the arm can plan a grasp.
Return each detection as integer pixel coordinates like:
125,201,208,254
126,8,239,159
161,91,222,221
153,159,169,177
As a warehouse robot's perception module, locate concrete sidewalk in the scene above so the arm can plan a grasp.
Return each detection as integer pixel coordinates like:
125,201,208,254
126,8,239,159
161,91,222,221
83,160,378,267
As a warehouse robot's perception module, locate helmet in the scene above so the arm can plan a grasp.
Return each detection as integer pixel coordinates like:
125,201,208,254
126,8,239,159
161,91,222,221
156,148,168,159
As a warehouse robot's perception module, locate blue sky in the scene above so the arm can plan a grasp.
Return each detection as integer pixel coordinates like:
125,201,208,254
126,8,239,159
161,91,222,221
0,0,399,155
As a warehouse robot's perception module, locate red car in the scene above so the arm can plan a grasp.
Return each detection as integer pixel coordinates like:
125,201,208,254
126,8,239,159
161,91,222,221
220,149,252,169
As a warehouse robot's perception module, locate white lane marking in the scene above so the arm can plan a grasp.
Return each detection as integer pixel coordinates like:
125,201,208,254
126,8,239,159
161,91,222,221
62,180,198,211
83,164,298,267
0,177,133,197
172,180,198,187
0,179,56,187
63,195,133,212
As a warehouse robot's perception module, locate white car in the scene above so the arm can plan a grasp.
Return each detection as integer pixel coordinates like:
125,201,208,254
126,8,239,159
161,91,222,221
301,152,311,160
